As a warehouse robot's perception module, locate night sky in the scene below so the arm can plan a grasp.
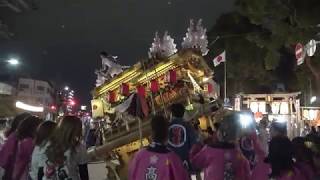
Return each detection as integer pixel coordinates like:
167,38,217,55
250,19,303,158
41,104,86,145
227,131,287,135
0,0,234,105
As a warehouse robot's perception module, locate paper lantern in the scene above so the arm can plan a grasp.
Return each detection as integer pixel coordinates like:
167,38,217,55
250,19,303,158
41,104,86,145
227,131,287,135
150,80,159,93
204,83,213,93
107,91,116,103
121,83,130,96
137,85,146,97
207,83,213,93
166,70,177,84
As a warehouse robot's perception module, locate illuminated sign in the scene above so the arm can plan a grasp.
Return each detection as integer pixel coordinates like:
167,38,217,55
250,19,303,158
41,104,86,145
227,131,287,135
15,101,44,112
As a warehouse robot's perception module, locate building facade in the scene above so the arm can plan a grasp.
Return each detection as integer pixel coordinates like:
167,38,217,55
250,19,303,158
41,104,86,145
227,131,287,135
0,82,16,117
17,78,54,107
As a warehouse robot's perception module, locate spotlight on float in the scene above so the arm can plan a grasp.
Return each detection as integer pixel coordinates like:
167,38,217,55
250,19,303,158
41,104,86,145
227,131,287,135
310,96,317,104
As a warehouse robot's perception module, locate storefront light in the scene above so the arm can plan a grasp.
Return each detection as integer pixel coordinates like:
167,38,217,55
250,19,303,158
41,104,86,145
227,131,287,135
280,102,289,114
309,110,318,120
15,101,44,112
258,102,266,113
250,102,259,113
272,102,280,114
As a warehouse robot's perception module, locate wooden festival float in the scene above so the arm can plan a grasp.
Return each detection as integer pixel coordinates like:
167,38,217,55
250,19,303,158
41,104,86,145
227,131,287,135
90,19,219,179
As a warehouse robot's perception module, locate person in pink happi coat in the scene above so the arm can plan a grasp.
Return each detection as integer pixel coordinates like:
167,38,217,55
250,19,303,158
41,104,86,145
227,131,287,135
0,115,42,180
190,113,251,180
252,136,308,180
128,115,189,180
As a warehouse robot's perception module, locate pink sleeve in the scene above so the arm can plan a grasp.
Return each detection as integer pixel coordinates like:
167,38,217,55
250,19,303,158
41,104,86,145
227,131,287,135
250,133,266,162
12,138,35,180
0,134,17,168
169,153,190,180
128,151,141,180
189,143,203,159
251,161,270,180
190,145,210,170
238,155,251,180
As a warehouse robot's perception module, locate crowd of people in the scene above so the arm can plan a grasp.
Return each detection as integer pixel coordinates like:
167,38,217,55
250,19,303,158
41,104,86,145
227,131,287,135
1,103,320,180
0,113,89,180
129,103,320,180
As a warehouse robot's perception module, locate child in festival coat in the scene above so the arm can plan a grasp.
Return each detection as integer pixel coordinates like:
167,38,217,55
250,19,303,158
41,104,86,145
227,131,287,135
128,115,189,180
190,113,251,180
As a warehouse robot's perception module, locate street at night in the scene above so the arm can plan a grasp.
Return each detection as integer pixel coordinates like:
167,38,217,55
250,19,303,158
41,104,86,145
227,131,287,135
1,0,320,180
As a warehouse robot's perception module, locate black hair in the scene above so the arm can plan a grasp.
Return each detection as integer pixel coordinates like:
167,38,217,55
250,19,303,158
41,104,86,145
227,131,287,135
218,113,239,142
291,137,313,165
35,121,57,146
5,112,31,137
170,103,185,118
213,122,220,130
151,115,168,143
270,120,287,136
311,126,317,133
266,136,294,178
193,121,200,130
16,116,42,140
100,51,108,57
207,127,214,135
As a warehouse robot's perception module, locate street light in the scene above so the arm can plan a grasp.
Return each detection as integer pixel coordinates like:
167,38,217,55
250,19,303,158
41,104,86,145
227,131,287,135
7,58,19,66
310,96,317,104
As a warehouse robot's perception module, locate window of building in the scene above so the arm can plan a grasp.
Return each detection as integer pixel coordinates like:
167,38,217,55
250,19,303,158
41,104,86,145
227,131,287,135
37,86,45,91
19,84,29,90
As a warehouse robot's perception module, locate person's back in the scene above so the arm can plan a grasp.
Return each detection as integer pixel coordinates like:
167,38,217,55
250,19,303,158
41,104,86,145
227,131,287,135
167,103,197,170
30,121,56,180
129,143,189,180
0,115,41,180
129,115,189,180
252,136,308,180
0,132,18,179
190,113,250,180
43,116,89,180
191,143,250,180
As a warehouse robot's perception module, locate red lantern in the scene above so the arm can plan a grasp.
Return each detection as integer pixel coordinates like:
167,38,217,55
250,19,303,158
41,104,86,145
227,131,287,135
169,70,177,84
165,70,177,84
150,80,159,93
137,85,146,97
207,83,213,93
121,83,130,96
107,91,116,103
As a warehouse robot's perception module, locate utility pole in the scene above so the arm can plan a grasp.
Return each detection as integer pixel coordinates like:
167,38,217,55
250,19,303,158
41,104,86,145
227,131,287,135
309,78,312,105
